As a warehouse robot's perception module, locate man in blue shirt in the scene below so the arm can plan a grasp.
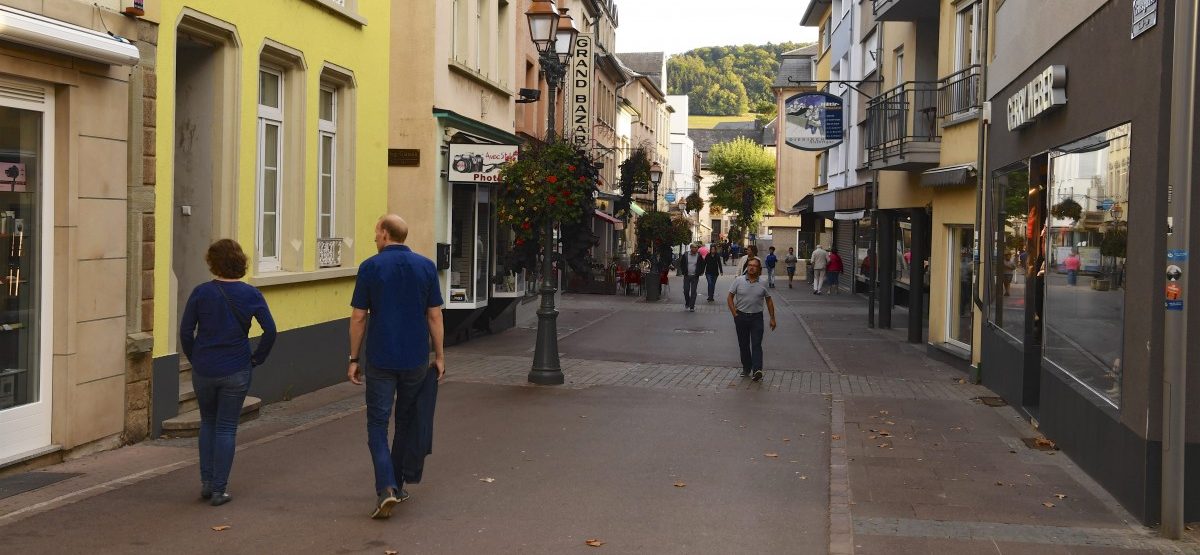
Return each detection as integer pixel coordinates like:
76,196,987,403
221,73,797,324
348,214,445,519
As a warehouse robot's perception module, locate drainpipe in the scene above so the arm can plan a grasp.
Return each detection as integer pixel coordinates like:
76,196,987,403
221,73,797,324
971,0,990,358
1161,0,1196,538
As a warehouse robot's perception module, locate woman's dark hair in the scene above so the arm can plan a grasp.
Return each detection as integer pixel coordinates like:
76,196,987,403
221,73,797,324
206,239,248,279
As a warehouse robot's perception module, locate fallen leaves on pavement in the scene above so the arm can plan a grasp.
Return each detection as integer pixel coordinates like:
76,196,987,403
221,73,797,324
674,481,686,488
1042,502,1056,508
211,525,231,532
385,551,398,555
1034,437,1057,449
764,453,779,458
585,539,605,547
1055,493,1067,499
831,434,842,441
479,477,496,483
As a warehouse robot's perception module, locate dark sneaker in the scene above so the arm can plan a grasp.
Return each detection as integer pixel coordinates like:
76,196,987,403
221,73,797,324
201,481,212,500
752,370,764,382
210,492,232,506
371,488,400,519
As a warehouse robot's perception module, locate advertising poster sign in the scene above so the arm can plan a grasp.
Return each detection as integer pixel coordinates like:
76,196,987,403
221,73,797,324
448,144,518,183
784,92,844,151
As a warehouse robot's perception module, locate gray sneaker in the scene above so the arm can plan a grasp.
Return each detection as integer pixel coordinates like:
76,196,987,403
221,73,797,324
210,492,232,506
371,488,401,519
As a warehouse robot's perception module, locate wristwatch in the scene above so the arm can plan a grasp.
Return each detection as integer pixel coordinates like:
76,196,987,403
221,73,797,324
348,356,359,363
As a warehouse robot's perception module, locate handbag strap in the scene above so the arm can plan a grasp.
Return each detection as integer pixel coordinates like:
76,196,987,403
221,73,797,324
214,282,249,330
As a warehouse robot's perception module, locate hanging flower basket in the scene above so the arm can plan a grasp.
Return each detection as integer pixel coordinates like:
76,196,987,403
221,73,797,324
497,140,596,243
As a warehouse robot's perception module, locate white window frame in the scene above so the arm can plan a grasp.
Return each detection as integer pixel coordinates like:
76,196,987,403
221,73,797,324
0,78,54,463
257,67,285,273
893,47,905,86
955,1,981,71
317,85,337,241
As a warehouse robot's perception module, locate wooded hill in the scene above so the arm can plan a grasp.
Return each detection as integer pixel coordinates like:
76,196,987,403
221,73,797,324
667,43,809,116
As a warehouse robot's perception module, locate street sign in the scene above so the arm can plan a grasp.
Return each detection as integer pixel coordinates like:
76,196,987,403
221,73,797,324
783,92,844,151
1099,198,1115,211
665,191,677,203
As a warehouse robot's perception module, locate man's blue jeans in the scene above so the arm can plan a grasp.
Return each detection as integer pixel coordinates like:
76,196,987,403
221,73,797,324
705,272,719,300
365,364,428,494
734,311,765,373
193,368,252,494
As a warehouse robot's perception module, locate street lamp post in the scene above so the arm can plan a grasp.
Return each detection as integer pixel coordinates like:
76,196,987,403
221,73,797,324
526,0,578,386
644,161,665,301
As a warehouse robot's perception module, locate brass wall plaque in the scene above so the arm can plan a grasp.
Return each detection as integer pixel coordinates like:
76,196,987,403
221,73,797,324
388,149,420,167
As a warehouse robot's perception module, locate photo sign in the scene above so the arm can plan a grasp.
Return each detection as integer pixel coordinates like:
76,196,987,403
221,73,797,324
448,144,519,183
784,92,844,151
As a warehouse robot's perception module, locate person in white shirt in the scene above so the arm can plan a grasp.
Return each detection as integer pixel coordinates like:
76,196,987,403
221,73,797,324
809,245,829,295
727,258,776,382
676,242,704,312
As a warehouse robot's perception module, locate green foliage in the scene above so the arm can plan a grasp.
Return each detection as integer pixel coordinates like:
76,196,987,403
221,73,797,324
1051,198,1083,222
706,137,776,230
751,100,777,126
667,42,805,116
616,147,650,220
1101,226,1127,258
634,211,692,267
685,191,704,213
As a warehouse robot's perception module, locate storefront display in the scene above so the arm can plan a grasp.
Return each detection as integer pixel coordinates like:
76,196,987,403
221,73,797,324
0,105,42,413
449,183,492,307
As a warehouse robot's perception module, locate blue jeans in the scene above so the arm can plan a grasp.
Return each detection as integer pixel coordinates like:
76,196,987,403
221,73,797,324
683,275,700,308
193,368,252,493
706,272,719,300
766,267,776,286
734,311,764,373
365,364,428,494
1067,270,1078,286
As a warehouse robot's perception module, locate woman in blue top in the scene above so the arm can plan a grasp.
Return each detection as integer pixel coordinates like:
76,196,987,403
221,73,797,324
179,239,276,506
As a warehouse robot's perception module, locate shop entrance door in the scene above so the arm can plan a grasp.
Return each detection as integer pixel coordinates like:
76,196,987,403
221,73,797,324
0,79,54,462
946,225,975,350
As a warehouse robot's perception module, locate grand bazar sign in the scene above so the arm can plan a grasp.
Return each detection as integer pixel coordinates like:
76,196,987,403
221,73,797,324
1007,65,1067,131
569,33,593,148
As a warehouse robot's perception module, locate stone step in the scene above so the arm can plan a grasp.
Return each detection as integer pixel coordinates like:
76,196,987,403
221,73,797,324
178,380,197,414
160,396,262,438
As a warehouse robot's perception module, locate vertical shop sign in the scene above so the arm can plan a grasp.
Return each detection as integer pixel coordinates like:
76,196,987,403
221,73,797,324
569,33,593,148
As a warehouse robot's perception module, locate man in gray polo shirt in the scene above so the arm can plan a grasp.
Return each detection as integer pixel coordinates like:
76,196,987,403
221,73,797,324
727,258,776,382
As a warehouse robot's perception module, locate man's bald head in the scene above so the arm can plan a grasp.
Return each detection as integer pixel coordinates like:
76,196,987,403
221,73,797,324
378,214,409,244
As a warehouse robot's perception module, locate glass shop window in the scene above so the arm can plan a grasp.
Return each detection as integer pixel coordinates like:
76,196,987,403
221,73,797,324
988,164,1031,343
449,184,493,306
0,105,42,412
1042,123,1130,408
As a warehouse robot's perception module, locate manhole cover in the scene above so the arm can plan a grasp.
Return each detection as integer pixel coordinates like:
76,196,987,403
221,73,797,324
975,396,1008,407
673,328,715,334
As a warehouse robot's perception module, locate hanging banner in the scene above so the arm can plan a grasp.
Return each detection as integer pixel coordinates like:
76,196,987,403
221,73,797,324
784,92,844,151
569,33,593,148
448,144,518,183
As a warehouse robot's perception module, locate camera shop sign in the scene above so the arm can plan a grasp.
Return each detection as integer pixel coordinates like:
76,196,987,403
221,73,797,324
448,144,518,183
1007,65,1067,131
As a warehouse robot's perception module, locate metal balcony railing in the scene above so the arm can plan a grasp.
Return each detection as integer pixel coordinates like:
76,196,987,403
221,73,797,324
866,81,941,163
938,65,982,119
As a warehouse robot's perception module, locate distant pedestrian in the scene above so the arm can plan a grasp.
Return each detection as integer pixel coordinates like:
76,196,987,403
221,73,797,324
727,258,777,382
348,215,445,520
1064,250,1081,286
782,248,801,288
741,245,760,276
676,242,704,311
810,244,829,295
824,247,844,294
179,239,277,507
1002,250,1017,296
764,247,778,288
702,242,725,302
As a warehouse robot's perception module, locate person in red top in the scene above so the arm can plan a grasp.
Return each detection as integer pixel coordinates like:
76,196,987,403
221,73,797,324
824,247,845,294
1064,250,1081,286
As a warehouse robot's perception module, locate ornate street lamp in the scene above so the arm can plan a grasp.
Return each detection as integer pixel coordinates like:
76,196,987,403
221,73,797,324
525,1,579,386
649,161,663,211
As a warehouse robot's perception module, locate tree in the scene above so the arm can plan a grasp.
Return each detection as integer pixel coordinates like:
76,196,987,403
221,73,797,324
706,137,776,232
667,42,807,115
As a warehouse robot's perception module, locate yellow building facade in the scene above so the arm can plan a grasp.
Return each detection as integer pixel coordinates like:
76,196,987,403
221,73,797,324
146,0,390,432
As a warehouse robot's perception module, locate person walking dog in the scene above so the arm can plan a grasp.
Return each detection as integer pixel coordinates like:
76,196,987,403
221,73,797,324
179,239,277,507
728,258,777,382
348,215,445,519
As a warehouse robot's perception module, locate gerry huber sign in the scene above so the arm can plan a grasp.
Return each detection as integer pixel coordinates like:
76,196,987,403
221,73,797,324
448,144,518,183
784,92,844,151
1007,65,1067,131
569,33,593,148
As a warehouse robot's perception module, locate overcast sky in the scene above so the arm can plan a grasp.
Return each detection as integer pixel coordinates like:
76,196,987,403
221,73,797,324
613,0,819,56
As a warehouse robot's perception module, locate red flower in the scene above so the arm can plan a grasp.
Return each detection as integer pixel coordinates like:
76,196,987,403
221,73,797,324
515,239,525,246
560,189,569,196
521,221,532,230
547,175,559,184
568,165,576,172
578,176,587,182
548,195,557,205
